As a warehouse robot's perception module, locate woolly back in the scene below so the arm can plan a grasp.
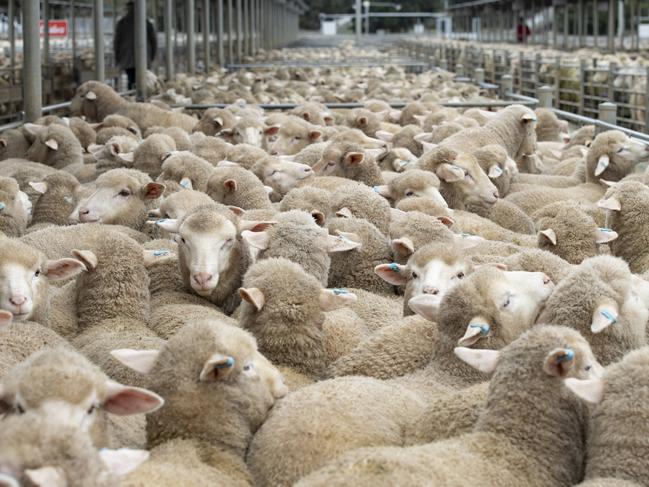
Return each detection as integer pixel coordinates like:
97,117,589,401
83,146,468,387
476,326,589,486
333,185,391,235
586,347,649,484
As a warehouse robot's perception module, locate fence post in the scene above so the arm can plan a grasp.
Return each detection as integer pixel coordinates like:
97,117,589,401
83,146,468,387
599,102,617,126
579,60,586,116
475,68,485,84
608,62,617,102
554,56,561,110
501,74,513,99
456,63,464,77
645,66,649,132
440,59,448,71
538,86,553,108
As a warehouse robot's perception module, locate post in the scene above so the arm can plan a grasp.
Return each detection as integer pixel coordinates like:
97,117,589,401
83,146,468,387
243,0,249,56
552,0,557,46
599,102,617,125
364,1,369,35
501,74,513,99
593,0,598,48
355,0,361,43
165,0,174,79
217,0,224,64
24,0,42,121
563,4,568,49
608,0,615,52
577,0,583,47
538,85,553,108
92,0,105,81
8,0,14,80
44,0,50,69
203,0,210,72
187,0,196,74
644,66,649,131
236,0,242,60
227,0,234,62
135,0,147,99
474,68,484,84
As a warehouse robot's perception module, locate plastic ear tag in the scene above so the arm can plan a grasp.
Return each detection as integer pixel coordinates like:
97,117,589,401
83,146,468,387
557,348,575,363
332,288,350,296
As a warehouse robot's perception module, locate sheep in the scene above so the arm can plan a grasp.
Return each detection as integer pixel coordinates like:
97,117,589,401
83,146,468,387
220,115,267,147
224,143,269,170
0,128,30,160
279,186,333,226
505,181,605,217
154,203,271,314
157,151,213,192
0,411,150,487
535,107,569,142
265,116,323,156
0,177,30,237
377,147,418,172
331,182,392,236
154,189,215,222
110,321,283,486
239,257,362,379
243,210,358,285
373,169,446,207
533,201,617,264
193,107,239,136
143,126,192,151
91,135,141,175
585,130,649,184
0,346,163,449
117,134,175,179
250,155,314,201
70,168,164,232
204,165,273,210
69,81,197,132
24,123,84,170
94,113,142,139
290,141,329,167
471,144,517,197
387,209,458,262
565,124,596,148
566,347,649,486
598,180,649,273
297,325,600,487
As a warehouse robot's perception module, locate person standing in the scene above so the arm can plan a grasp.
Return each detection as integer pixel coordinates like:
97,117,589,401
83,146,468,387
516,17,531,43
114,1,158,88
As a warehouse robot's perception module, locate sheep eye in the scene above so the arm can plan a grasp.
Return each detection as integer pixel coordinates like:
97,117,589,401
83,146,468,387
405,190,414,197
502,297,511,308
456,271,464,279
243,363,254,372
585,365,592,371
294,136,302,141
269,170,278,177
464,172,473,181
34,269,41,277
118,189,131,197
128,127,138,134
411,271,418,279
222,238,233,249
180,237,186,244
617,147,625,153
87,404,96,414
15,404,25,414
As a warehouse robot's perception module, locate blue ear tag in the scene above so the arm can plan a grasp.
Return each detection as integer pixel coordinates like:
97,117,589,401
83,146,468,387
601,309,617,323
599,227,613,232
469,323,490,335
153,249,170,257
64,196,73,204
332,288,349,296
557,348,574,363
388,263,400,272
215,357,235,369
372,186,381,193
180,180,190,188
155,219,167,226
0,202,5,212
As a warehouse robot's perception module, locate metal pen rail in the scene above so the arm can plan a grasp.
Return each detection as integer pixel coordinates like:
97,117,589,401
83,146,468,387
225,60,430,70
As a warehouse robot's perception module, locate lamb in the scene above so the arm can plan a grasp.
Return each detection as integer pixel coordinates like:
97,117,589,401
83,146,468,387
220,115,267,147
154,203,271,314
297,325,599,487
69,81,197,132
188,131,232,165
143,126,192,151
0,128,30,160
387,210,457,263
250,155,314,201
331,182,392,236
243,210,359,285
0,177,31,237
154,189,215,222
110,321,283,486
312,146,384,186
193,107,238,136
535,107,569,142
566,347,649,486
239,257,363,379
533,201,617,264
538,255,647,366
377,147,418,172
70,168,164,232
157,151,213,192
265,116,323,156
279,186,333,226
205,165,273,210
290,141,329,167
373,169,446,207
565,124,596,148
224,143,269,170
92,135,141,175
129,133,177,178
24,123,84,170
289,101,332,126
585,130,649,184
598,180,649,273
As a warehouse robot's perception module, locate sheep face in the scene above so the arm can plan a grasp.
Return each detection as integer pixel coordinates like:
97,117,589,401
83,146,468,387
258,157,314,195
378,170,446,207
71,172,163,226
0,240,86,321
24,124,81,168
0,178,31,236
222,118,266,147
436,153,499,209
588,131,649,182
265,120,322,156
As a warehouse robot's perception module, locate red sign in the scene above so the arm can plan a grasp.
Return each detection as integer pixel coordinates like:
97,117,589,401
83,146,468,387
39,20,68,37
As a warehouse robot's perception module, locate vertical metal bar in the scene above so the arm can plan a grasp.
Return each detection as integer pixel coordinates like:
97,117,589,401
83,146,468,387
71,0,77,64
187,0,195,74
203,0,210,72
93,0,105,81
24,0,42,121
593,0,598,49
578,0,583,47
217,0,224,64
608,0,615,52
8,0,15,80
563,4,568,49
243,0,249,56
135,0,147,99
355,0,361,43
249,0,255,54
227,0,233,63
165,0,173,79
552,0,557,46
43,0,50,68
236,0,242,59
644,65,649,131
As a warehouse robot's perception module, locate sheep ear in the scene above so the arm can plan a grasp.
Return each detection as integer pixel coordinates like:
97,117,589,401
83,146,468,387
539,228,557,246
102,380,164,415
521,113,537,123
374,263,409,285
24,467,65,487
309,130,322,141
179,177,193,190
594,154,610,176
600,179,617,188
408,294,440,321
421,141,438,153
217,160,240,168
44,138,59,151
99,449,150,477
391,237,415,258
141,182,165,200
327,233,362,252
319,288,357,311
333,229,362,246
335,207,353,218
372,185,392,198
437,216,454,228
264,125,280,136
357,116,368,126
85,90,97,100
239,287,265,311
241,230,270,250
239,220,276,233
311,210,325,226
43,258,88,280
597,197,621,211
224,179,238,192
413,132,432,143
564,378,605,404
29,181,48,194
212,116,224,128
110,349,160,374
436,163,464,182
591,301,619,333
0,310,13,329
454,347,500,374
0,139,6,148
263,185,274,195
22,123,46,138
227,205,245,216
375,130,394,142
0,473,19,487
543,347,575,378
155,218,180,233
323,114,334,125
488,164,503,178
344,152,365,166
142,249,175,267
457,317,491,347
71,249,98,270
199,354,235,382
594,227,618,244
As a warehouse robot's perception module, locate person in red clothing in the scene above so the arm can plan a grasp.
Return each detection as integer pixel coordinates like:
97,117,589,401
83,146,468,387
517,17,531,43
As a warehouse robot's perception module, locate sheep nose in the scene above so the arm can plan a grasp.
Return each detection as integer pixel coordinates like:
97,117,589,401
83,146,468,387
303,167,313,174
79,208,90,216
423,286,439,295
270,151,279,156
492,191,500,200
542,274,552,285
9,295,26,306
193,273,213,288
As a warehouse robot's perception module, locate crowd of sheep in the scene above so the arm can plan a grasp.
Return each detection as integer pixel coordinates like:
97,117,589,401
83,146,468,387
1,44,649,486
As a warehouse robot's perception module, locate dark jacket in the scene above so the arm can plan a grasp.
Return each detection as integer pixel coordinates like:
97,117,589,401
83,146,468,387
114,9,157,70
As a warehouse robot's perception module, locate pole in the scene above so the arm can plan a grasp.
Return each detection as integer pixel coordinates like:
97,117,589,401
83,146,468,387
608,0,615,52
227,0,233,63
578,0,583,47
355,0,361,43
593,0,598,48
8,0,14,82
92,0,105,81
242,0,248,56
135,0,147,99
217,0,224,64
24,0,42,121
236,0,242,60
203,0,210,72
165,0,173,78
44,0,50,69
187,0,196,73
